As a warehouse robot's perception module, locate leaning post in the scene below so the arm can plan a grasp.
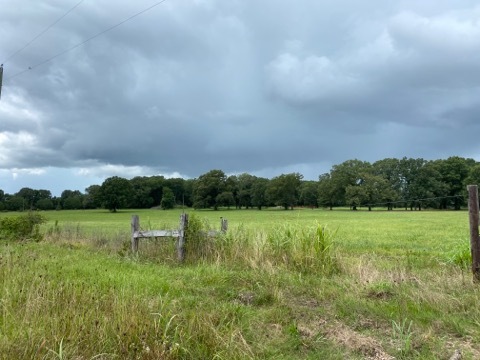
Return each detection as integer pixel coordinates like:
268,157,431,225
467,185,480,283
131,215,140,253
221,217,228,233
177,213,188,261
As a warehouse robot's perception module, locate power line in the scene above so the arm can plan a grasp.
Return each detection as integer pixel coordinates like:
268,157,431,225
4,0,168,82
2,0,86,65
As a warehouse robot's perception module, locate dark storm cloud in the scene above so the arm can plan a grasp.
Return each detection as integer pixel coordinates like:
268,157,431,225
2,0,480,194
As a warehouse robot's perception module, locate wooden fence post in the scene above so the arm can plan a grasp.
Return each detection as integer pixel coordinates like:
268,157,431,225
177,213,188,261
221,217,228,233
131,215,139,253
467,185,480,282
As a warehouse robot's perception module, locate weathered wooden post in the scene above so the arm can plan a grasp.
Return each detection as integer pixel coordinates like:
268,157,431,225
177,213,188,261
221,217,228,233
467,185,480,282
131,215,139,253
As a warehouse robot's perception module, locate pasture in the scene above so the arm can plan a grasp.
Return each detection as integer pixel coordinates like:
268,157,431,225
0,208,479,359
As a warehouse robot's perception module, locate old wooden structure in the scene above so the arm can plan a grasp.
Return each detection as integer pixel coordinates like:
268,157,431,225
131,213,228,261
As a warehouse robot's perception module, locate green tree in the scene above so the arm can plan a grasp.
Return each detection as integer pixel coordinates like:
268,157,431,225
317,173,336,209
160,187,175,209
16,187,36,209
299,181,318,208
329,160,371,206
266,173,303,210
372,158,402,210
407,162,446,210
433,156,473,210
99,176,133,212
465,163,480,188
251,177,269,210
84,185,102,209
216,191,235,209
237,173,256,209
60,190,83,210
192,170,227,210
345,173,394,210
164,178,187,207
129,177,155,208
4,195,24,211
35,198,54,210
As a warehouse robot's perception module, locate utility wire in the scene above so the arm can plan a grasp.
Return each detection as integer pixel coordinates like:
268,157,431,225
2,0,86,65
4,0,168,82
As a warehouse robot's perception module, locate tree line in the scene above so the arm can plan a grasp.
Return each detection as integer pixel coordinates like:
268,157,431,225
1,156,480,212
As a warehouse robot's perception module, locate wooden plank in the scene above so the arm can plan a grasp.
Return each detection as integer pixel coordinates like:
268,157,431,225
133,230,180,238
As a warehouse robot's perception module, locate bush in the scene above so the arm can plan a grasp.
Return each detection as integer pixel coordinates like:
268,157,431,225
0,212,46,241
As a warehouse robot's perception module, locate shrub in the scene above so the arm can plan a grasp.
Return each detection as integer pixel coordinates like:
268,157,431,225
0,212,46,241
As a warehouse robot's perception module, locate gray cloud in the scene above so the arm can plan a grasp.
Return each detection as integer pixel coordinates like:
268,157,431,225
1,0,480,194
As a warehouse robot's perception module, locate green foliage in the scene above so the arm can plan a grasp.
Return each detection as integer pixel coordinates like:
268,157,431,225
266,173,303,210
193,169,227,210
160,187,176,209
0,212,46,241
99,176,133,212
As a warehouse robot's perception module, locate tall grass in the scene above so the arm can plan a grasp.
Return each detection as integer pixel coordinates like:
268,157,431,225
2,209,480,359
182,214,338,274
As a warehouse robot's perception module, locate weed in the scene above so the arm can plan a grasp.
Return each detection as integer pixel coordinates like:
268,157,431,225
0,212,46,241
392,318,413,356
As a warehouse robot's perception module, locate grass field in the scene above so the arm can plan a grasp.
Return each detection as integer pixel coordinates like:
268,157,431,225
1,208,478,359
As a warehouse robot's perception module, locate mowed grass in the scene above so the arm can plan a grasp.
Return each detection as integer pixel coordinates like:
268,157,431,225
1,208,479,359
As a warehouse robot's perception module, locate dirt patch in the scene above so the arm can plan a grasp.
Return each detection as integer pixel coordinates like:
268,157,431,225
298,318,395,360
324,320,395,360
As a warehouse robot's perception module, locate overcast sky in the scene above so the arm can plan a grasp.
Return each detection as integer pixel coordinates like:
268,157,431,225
1,0,480,196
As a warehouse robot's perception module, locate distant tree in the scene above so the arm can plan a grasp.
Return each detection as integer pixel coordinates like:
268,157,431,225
147,176,166,206
406,161,446,210
129,177,155,208
4,195,24,211
216,191,235,209
317,173,336,209
61,190,83,210
36,198,54,210
372,158,402,209
84,185,102,209
329,160,371,206
466,163,480,188
192,170,227,210
299,181,318,208
345,173,393,210
160,187,175,210
16,187,36,209
225,175,239,208
433,156,473,210
99,176,133,212
0,189,5,211
182,179,195,207
164,178,186,207
266,173,303,210
251,177,269,210
237,173,256,209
